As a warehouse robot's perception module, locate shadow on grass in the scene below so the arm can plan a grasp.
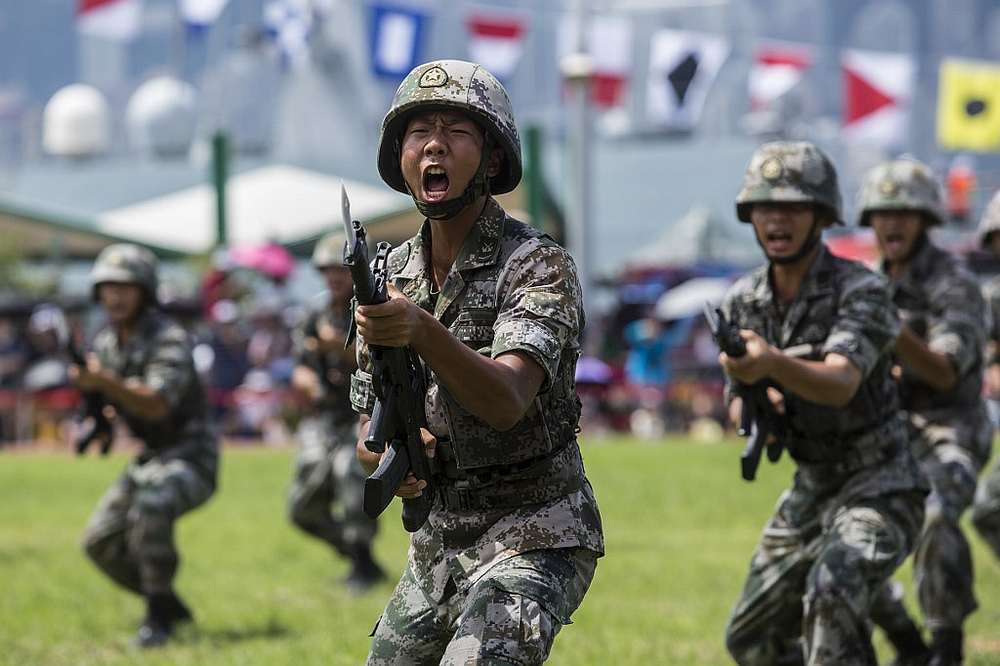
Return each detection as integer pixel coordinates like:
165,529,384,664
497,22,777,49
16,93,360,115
196,618,293,645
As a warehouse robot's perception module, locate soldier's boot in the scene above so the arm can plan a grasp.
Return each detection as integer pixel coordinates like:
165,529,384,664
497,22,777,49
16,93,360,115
343,544,386,594
161,591,193,625
928,628,963,666
884,623,931,666
133,592,193,648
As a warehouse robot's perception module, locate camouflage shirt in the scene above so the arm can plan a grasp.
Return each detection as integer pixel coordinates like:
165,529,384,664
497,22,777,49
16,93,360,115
350,198,604,604
881,240,987,412
981,273,1000,363
293,295,355,425
93,309,218,479
722,245,925,502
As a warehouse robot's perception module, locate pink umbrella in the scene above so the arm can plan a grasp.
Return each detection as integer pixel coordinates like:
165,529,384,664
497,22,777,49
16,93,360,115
229,242,295,280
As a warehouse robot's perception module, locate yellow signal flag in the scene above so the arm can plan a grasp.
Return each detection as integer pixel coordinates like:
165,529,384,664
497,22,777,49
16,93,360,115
937,58,1000,152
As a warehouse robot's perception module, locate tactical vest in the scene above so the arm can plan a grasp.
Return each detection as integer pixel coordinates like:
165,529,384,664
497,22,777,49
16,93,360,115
748,266,902,467
390,222,584,508
96,313,212,458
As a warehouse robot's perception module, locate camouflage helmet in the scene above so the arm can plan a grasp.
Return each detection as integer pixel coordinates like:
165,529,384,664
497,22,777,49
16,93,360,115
736,141,843,225
377,60,522,196
978,190,1000,248
856,159,945,227
90,243,159,302
311,231,347,269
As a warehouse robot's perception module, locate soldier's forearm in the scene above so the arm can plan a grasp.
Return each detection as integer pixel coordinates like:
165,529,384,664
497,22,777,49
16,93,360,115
767,352,862,408
412,310,543,431
93,372,170,422
894,326,957,392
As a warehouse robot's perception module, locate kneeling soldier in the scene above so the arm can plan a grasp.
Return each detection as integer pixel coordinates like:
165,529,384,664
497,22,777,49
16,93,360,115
74,244,218,648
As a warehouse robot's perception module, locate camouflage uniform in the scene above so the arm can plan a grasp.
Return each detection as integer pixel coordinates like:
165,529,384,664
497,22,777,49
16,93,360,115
972,191,1000,560
352,59,603,664
81,265,218,599
723,144,927,666
352,200,604,665
858,161,993,641
288,295,376,558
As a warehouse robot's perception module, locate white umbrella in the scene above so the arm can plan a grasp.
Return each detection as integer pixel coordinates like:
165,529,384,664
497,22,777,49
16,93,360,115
654,276,732,321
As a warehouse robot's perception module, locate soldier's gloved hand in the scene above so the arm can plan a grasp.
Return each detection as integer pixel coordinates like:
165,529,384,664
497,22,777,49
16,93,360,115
354,285,427,349
720,330,775,384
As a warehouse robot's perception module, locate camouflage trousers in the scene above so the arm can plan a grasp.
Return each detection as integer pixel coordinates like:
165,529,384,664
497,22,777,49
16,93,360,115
367,547,598,665
725,489,924,666
82,457,215,596
873,410,992,632
288,417,375,555
972,454,1000,561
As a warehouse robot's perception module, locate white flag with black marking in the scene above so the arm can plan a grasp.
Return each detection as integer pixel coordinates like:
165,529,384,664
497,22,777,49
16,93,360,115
646,28,729,131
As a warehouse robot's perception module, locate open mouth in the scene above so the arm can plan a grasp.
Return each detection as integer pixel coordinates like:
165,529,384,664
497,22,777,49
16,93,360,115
764,229,794,253
422,166,450,202
882,232,907,254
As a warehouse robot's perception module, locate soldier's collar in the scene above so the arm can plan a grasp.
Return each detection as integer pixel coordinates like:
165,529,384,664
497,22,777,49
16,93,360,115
452,197,504,272
396,198,505,280
393,226,430,281
762,244,834,302
803,244,836,292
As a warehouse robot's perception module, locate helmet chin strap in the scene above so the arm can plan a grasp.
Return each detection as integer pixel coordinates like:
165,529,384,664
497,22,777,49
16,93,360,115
407,134,495,221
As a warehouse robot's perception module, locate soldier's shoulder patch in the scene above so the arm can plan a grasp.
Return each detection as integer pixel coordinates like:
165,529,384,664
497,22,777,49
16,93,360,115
418,66,448,88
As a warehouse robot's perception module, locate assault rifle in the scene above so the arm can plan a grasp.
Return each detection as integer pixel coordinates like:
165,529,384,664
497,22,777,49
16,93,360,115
341,184,434,532
703,304,784,481
65,337,114,456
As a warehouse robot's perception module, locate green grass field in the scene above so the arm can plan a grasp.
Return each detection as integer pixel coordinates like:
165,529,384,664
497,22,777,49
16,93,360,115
2,437,999,665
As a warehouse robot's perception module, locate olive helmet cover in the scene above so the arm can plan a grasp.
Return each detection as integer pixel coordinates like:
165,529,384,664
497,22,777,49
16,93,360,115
856,158,945,227
90,243,159,302
735,141,843,225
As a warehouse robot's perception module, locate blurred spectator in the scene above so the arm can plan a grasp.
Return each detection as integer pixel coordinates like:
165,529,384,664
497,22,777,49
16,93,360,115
201,249,244,320
0,316,27,389
246,292,295,384
203,299,250,432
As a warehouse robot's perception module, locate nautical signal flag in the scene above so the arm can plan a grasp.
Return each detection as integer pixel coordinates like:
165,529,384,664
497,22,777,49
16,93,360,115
466,12,526,82
77,0,143,41
369,3,426,80
557,15,633,108
937,58,1000,152
749,42,813,111
646,28,729,131
841,49,914,147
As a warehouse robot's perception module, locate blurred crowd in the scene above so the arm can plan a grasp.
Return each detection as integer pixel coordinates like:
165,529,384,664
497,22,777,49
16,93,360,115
0,249,314,445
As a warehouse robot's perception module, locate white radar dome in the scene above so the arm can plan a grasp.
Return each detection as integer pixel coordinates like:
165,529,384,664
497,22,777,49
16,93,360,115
126,76,198,158
43,84,111,158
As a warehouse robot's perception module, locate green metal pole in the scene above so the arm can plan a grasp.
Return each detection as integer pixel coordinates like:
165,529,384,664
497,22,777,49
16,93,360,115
524,125,543,231
212,131,229,247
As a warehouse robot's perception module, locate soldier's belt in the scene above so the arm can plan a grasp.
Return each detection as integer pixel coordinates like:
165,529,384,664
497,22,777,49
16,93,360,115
433,440,579,510
789,416,902,475
436,474,581,511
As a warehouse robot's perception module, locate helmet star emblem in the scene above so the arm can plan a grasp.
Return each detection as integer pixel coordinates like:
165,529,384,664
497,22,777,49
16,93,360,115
418,66,448,88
